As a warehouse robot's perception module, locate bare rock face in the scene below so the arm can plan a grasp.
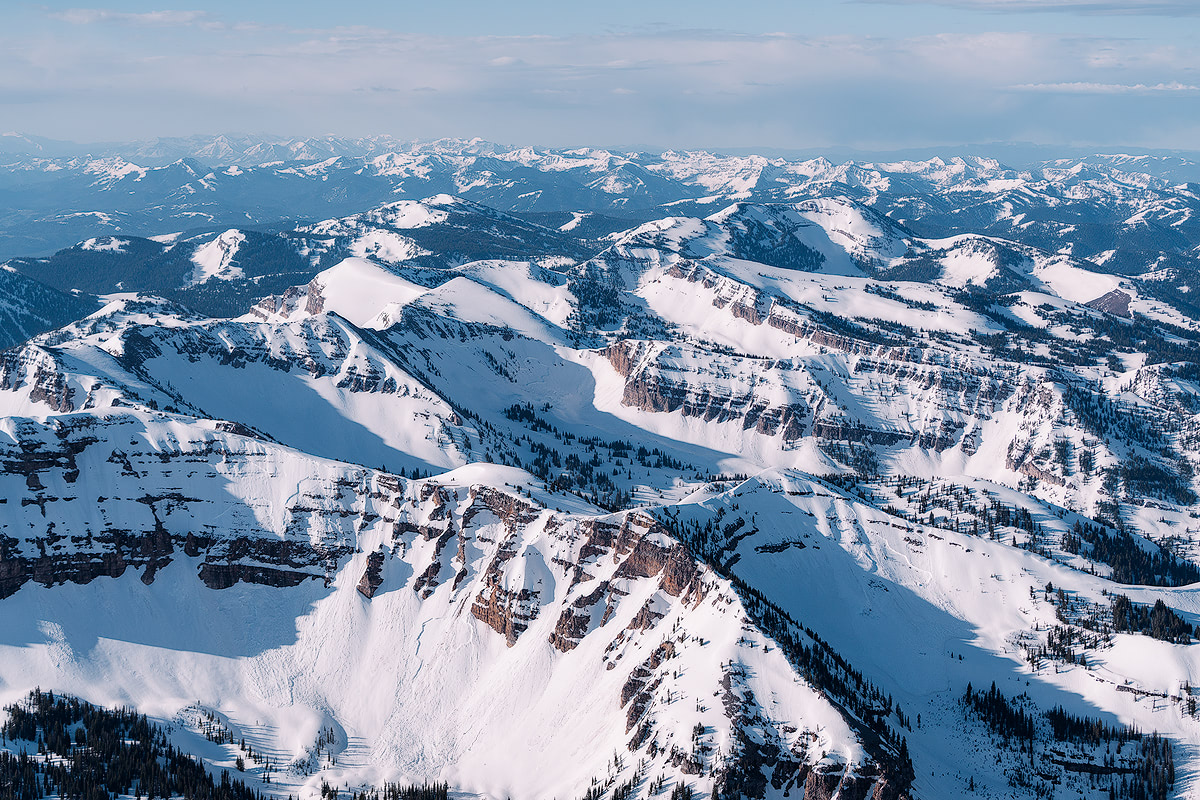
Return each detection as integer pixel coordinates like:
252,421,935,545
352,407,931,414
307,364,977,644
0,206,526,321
305,280,326,315
548,517,707,654
871,777,907,800
356,550,386,598
548,580,608,652
604,341,813,442
620,641,677,735
461,486,542,531
0,549,129,599
0,414,371,598
0,348,76,413
802,766,844,800
413,525,456,598
602,340,644,378
603,296,1021,461
197,563,316,590
614,532,703,600
1085,288,1132,318
664,261,882,360
0,521,338,597
810,422,909,448
796,764,907,800
470,582,540,647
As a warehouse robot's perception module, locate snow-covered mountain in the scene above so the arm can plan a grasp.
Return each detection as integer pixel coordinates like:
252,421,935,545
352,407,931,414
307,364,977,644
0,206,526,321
3,196,590,318
2,137,1198,276
3,153,1200,800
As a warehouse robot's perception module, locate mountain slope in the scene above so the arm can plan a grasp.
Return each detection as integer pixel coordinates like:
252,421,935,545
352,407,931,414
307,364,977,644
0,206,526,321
0,266,97,349
0,408,904,799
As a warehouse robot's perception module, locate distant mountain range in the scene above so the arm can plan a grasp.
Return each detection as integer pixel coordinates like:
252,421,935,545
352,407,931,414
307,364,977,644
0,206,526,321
1,133,1198,263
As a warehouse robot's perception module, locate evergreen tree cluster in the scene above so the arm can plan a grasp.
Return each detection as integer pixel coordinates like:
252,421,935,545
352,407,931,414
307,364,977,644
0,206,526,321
806,310,912,349
863,472,1198,588
1119,457,1196,506
962,684,1176,800
0,690,261,800
1017,582,1111,668
874,475,1052,547
1025,624,1105,668
566,261,624,333
1061,385,1181,466
961,282,1200,374
1045,714,1174,800
1111,595,1197,643
340,781,448,800
1069,521,1200,587
1130,733,1175,800
668,782,693,800
962,683,1035,741
862,283,938,311
726,217,827,275
478,404,694,512
503,403,555,433
1045,707,1141,746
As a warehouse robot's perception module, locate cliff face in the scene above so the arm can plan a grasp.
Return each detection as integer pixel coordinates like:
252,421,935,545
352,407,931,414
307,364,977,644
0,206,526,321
0,412,361,598
356,550,385,598
601,333,1002,458
0,347,78,413
0,408,890,800
593,245,1197,516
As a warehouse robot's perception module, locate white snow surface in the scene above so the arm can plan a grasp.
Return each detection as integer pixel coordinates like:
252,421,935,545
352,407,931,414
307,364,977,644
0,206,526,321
80,237,130,253
308,257,428,328
188,229,247,287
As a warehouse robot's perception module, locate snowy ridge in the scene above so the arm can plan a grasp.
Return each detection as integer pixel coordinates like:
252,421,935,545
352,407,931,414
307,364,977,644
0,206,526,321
188,229,246,287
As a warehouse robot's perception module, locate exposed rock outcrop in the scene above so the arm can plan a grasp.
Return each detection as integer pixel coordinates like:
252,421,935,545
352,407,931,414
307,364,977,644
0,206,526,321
356,550,385,598
1086,289,1132,318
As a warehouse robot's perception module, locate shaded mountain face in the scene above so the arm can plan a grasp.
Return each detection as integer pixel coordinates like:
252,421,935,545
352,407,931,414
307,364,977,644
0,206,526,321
2,138,1198,278
1,153,1200,800
0,267,98,349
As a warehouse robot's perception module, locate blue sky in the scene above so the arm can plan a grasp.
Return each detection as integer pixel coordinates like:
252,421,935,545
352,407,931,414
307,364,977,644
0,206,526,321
3,1,1198,152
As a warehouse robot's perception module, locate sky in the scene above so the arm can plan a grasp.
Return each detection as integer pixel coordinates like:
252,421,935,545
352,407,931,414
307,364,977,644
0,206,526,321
2,1,1198,153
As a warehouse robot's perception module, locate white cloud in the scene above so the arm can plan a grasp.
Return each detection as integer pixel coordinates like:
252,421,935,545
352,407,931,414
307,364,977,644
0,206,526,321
1010,80,1200,93
49,9,211,26
856,0,1200,14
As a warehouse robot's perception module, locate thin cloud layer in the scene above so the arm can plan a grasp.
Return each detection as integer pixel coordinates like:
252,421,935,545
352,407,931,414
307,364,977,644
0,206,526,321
1011,81,1200,93
856,0,1200,14
49,9,211,25
4,12,1198,150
